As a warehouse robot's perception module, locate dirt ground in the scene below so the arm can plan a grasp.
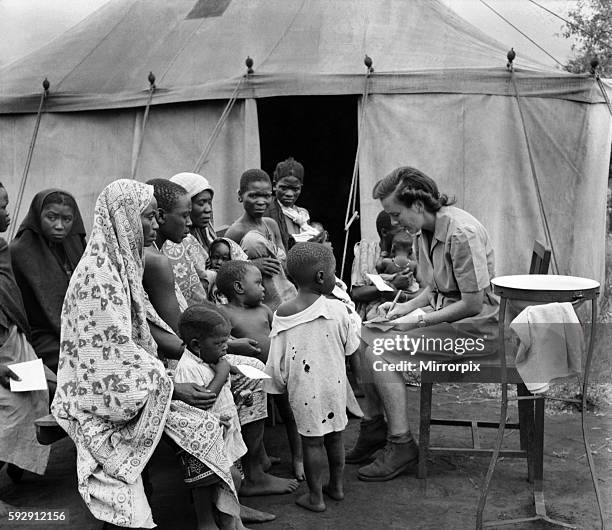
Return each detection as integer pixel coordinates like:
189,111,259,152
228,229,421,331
1,385,610,530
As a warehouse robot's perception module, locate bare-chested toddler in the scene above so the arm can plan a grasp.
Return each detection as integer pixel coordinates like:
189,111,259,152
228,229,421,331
216,260,305,481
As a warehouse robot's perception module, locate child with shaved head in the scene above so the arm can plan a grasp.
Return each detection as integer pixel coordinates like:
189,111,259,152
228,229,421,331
265,242,361,512
217,259,305,482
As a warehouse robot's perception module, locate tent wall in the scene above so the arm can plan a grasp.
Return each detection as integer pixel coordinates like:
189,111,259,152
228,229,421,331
359,94,612,283
0,100,259,232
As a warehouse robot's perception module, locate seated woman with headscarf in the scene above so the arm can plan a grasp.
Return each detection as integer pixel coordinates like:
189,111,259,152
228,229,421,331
162,172,247,308
52,179,242,529
10,189,86,373
0,182,50,511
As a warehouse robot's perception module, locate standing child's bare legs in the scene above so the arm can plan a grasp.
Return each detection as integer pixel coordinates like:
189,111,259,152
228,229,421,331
239,418,299,496
295,435,327,512
273,393,305,480
322,431,345,500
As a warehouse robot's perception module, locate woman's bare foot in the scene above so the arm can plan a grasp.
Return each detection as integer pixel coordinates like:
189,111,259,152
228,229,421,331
295,492,326,512
322,484,344,501
239,504,276,523
239,474,299,496
292,458,305,481
261,455,281,473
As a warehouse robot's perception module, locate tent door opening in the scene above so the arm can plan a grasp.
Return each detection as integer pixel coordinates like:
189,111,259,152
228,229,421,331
257,95,360,283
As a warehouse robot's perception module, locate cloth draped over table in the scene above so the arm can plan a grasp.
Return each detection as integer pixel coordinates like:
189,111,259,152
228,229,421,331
52,179,237,528
10,189,86,371
510,302,583,394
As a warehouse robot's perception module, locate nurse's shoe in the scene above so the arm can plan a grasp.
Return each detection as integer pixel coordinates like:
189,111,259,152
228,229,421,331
345,415,387,464
357,438,419,482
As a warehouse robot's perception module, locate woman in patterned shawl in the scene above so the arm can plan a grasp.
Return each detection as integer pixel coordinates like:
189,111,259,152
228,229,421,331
51,179,240,529
163,172,247,307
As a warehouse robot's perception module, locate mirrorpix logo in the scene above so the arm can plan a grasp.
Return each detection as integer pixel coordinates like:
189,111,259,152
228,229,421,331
370,334,483,373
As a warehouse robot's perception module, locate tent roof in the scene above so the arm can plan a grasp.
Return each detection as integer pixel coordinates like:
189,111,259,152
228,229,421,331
0,0,606,113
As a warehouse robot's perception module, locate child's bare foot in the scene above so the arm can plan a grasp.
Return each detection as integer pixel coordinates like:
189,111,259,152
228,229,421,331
239,504,276,523
295,492,326,512
322,484,344,501
261,455,281,472
292,458,305,481
239,474,299,496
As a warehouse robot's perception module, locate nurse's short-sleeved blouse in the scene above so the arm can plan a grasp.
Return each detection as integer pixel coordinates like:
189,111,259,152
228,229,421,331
416,206,494,306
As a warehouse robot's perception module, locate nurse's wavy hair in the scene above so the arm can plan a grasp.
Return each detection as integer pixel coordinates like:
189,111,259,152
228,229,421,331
372,166,455,213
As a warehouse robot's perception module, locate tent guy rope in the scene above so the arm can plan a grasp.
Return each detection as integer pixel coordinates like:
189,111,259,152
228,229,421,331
7,78,49,242
131,72,156,179
340,55,374,279
506,50,560,275
479,0,565,68
192,58,253,173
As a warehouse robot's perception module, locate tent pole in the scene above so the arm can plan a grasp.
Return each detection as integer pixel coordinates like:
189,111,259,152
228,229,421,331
508,59,560,275
131,72,156,180
8,78,49,241
340,56,373,279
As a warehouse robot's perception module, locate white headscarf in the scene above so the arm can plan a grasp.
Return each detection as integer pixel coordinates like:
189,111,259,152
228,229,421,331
169,172,214,198
169,172,217,249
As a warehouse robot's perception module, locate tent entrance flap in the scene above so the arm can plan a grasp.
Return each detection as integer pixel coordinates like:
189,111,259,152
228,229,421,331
257,95,360,283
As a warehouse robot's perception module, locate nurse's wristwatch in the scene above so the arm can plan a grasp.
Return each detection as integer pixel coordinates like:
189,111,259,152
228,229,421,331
417,313,428,328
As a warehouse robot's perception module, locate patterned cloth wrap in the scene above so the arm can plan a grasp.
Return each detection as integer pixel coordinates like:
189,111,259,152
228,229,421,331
51,179,238,528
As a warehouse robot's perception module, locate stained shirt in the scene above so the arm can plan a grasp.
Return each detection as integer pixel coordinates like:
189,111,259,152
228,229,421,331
264,296,361,437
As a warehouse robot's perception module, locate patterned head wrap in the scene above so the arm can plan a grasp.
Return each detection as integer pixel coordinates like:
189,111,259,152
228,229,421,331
52,179,237,527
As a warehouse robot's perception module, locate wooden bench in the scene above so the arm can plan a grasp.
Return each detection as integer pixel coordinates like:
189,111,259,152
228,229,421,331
35,414,67,445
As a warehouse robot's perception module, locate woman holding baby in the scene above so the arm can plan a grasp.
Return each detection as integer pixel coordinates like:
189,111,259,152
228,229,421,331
347,166,499,482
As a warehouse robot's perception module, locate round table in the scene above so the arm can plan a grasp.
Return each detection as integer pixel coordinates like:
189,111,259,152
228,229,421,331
476,275,602,529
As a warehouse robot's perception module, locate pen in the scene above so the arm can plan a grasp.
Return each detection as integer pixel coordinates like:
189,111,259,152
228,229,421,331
388,289,403,314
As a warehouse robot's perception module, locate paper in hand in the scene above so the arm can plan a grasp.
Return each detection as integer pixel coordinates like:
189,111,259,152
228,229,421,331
235,364,271,379
388,307,426,325
366,273,395,292
9,358,47,392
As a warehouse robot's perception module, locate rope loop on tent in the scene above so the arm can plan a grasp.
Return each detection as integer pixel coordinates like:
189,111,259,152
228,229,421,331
508,67,559,275
340,55,374,278
131,72,157,179
7,78,50,241
193,58,254,173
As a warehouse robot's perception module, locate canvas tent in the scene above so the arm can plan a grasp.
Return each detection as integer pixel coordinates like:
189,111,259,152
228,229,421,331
0,0,610,281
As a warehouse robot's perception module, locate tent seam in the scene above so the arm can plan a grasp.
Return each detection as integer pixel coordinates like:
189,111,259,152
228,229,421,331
258,0,308,70
54,0,141,91
157,11,212,85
